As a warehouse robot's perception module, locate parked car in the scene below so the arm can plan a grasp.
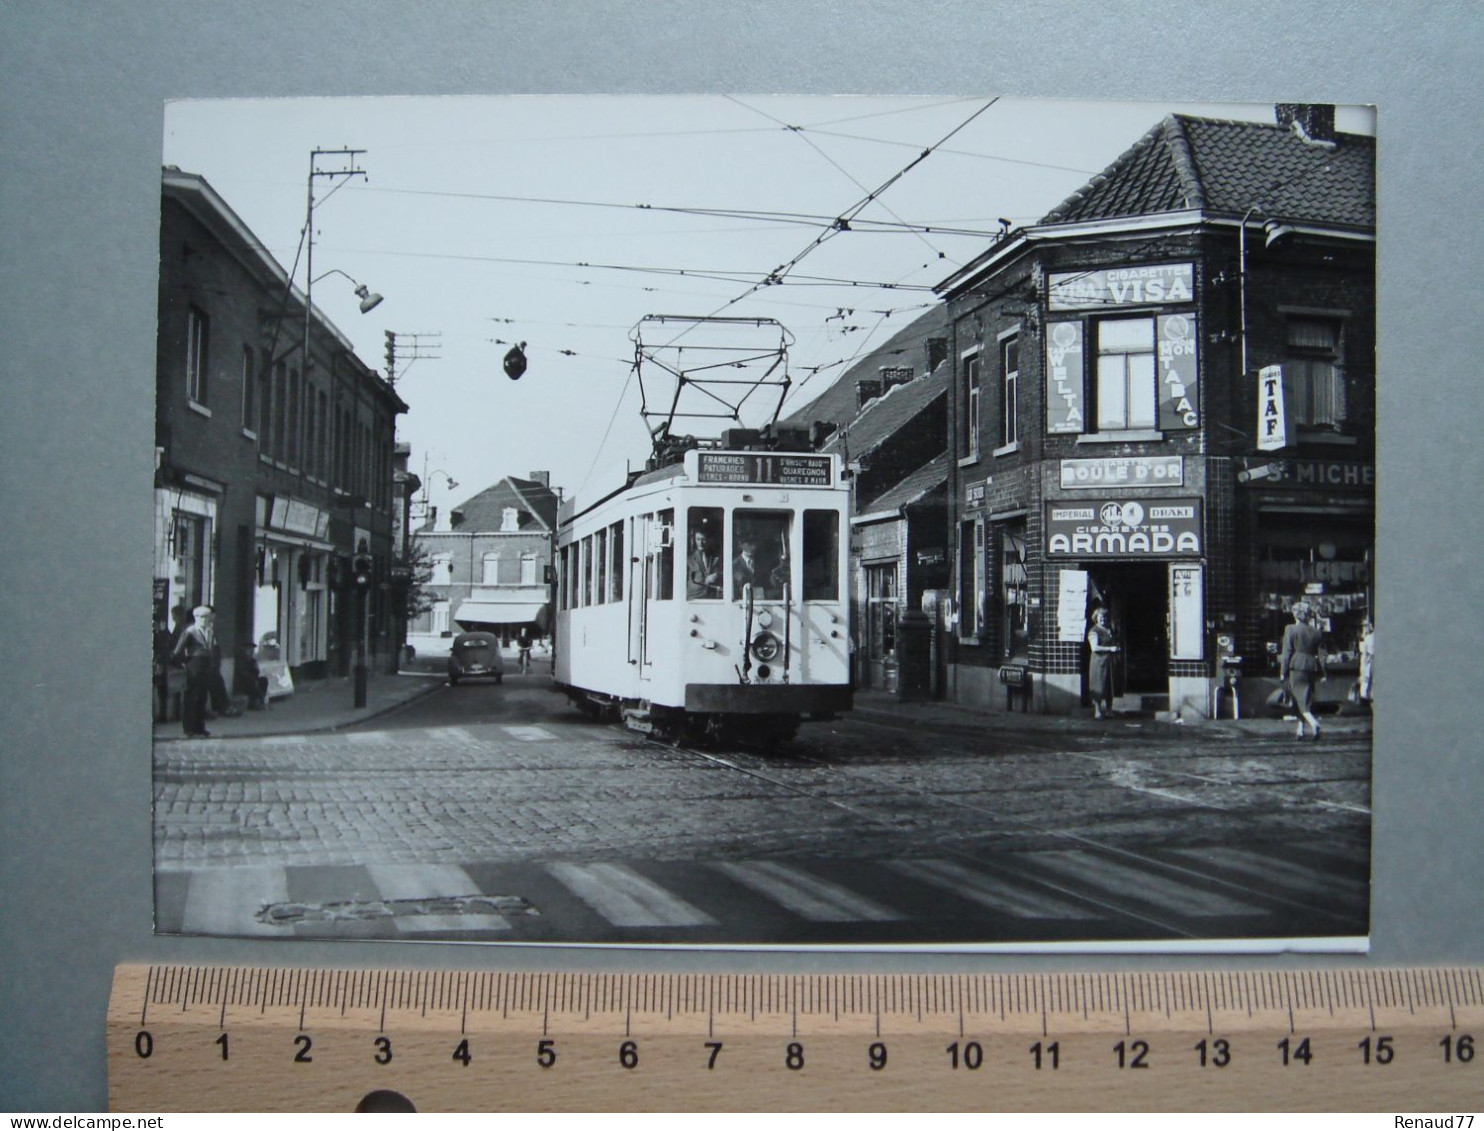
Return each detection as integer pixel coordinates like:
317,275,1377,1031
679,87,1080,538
448,631,504,685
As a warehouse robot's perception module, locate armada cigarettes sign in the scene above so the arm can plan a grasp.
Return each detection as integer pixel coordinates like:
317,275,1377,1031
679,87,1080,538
1046,498,1203,558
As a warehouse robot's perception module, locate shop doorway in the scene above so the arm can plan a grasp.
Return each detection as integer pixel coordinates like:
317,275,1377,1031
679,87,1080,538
1089,561,1168,695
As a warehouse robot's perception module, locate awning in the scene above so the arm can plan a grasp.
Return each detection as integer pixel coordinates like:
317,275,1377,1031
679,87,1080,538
453,600,549,629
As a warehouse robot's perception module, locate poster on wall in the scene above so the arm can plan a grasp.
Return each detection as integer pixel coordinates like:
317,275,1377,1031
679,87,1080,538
1157,313,1199,430
1057,569,1090,642
1169,564,1204,660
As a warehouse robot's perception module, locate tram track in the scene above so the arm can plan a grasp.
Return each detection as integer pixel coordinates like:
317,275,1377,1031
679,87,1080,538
649,729,1368,939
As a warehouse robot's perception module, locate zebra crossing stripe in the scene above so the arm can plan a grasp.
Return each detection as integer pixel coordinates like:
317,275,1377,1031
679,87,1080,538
366,864,511,933
713,861,901,922
344,731,391,745
1165,847,1369,900
181,865,293,937
502,726,556,741
1028,850,1263,917
546,862,716,928
425,726,481,744
890,859,1101,920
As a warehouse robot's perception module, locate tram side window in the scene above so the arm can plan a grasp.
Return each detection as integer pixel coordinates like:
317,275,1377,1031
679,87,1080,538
802,509,839,601
686,507,724,599
558,544,569,610
610,521,624,601
732,510,791,600
655,509,675,600
595,527,608,604
582,535,594,606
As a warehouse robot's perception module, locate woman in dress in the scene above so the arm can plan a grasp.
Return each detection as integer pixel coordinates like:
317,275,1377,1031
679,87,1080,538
1280,601,1328,740
1086,606,1119,719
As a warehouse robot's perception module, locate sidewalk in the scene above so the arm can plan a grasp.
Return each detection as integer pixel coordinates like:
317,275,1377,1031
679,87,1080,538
848,687,1374,742
152,670,446,743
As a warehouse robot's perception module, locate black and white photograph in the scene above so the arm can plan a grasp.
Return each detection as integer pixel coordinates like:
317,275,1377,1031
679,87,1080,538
150,94,1375,949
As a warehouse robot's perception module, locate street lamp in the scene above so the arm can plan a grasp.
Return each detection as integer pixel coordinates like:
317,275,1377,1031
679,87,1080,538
312,268,383,314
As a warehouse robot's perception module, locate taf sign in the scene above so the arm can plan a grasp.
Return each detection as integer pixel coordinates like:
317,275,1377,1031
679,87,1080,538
1046,498,1203,557
1257,364,1292,451
697,452,832,487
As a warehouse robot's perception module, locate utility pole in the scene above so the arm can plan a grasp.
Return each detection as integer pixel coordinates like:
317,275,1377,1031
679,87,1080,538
386,331,443,388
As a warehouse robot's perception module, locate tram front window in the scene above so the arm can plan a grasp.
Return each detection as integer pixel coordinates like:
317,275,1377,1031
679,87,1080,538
732,511,790,600
686,507,723,599
802,509,839,601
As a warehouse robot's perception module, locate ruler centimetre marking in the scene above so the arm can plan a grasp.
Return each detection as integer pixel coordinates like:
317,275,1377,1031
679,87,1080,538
108,965,1484,1113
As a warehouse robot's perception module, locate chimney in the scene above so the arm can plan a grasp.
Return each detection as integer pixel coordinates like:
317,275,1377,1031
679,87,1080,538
856,377,882,408
527,470,550,487
880,365,914,392
1276,103,1336,146
926,337,948,373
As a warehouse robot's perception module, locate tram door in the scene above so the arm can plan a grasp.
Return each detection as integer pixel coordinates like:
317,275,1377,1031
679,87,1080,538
633,509,674,676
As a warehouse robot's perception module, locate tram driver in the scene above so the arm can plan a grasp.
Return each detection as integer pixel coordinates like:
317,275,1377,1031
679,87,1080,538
733,538,787,601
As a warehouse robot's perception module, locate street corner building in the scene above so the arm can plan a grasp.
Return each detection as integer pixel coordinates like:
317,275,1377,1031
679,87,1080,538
154,169,409,700
796,104,1374,721
408,473,559,644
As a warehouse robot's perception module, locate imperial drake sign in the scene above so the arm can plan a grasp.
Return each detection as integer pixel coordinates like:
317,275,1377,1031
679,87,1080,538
1045,498,1204,557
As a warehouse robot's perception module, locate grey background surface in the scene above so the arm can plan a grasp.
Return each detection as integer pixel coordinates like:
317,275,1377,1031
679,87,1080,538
1,0,1479,1112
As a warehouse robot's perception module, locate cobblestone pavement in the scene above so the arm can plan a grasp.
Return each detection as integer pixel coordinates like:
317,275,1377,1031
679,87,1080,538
151,678,1371,945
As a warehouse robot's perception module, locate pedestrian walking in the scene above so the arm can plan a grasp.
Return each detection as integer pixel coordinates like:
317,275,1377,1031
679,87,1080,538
516,626,533,674
171,604,224,737
1280,601,1328,740
1357,617,1375,705
1086,606,1119,719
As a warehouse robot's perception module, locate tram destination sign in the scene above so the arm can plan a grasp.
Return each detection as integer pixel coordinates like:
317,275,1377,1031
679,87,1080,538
698,451,833,487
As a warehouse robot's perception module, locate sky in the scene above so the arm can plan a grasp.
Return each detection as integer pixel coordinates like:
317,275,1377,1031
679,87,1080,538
162,95,1374,515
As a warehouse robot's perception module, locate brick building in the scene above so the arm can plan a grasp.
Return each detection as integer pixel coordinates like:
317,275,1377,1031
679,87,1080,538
410,473,559,643
935,105,1374,718
154,169,407,691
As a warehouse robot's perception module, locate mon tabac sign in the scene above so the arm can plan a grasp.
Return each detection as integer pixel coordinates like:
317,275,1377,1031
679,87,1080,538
1046,498,1203,557
1048,262,1194,311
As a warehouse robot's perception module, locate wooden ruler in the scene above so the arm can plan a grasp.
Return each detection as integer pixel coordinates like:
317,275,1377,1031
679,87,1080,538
108,965,1483,1112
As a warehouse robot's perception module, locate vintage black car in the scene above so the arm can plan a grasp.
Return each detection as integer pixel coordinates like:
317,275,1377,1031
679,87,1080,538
447,631,505,685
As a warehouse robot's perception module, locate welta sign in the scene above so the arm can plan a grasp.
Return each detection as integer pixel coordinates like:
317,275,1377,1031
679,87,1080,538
1046,320,1085,434
1257,364,1292,451
1046,498,1203,557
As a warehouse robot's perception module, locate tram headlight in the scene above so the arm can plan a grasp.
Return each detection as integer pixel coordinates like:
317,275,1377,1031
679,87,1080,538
750,631,781,662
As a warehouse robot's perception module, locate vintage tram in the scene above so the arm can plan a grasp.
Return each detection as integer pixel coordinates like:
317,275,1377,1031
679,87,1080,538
554,439,852,744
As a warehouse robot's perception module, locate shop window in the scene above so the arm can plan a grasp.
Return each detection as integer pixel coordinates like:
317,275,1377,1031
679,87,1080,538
802,509,839,601
686,507,724,599
1094,316,1156,431
186,306,209,405
962,352,981,459
1000,335,1019,448
865,563,898,661
957,518,985,640
999,522,1029,659
1286,318,1346,430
